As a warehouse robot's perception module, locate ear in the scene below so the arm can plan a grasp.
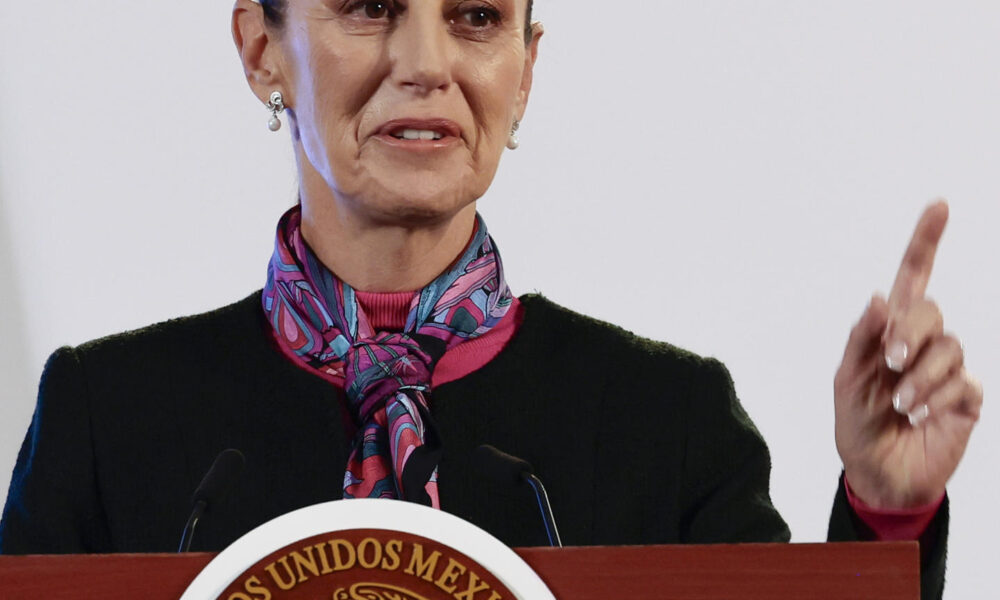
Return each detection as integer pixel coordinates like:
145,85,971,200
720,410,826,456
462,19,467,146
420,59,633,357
514,22,544,121
232,0,288,106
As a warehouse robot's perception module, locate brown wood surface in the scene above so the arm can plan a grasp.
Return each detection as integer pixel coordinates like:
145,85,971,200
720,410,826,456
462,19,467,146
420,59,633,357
518,542,919,599
0,552,213,599
0,542,919,599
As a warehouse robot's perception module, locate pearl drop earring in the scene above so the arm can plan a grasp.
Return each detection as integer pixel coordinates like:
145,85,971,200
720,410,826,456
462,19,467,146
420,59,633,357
507,119,520,150
266,91,285,132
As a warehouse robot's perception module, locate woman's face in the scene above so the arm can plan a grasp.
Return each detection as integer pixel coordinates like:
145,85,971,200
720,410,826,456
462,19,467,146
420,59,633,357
271,0,540,224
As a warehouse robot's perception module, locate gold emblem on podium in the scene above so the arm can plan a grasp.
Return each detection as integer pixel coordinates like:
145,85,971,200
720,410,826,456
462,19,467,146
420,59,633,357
219,529,512,600
332,582,431,600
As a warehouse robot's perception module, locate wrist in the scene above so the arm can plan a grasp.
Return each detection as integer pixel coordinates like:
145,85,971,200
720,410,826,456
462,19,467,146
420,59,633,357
843,474,944,541
843,470,945,511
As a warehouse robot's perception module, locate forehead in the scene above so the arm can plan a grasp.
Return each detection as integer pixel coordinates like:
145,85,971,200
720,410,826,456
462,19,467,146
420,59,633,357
280,0,530,11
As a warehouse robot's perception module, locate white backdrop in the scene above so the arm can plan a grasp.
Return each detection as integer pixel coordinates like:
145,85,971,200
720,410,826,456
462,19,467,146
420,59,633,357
1,1,997,596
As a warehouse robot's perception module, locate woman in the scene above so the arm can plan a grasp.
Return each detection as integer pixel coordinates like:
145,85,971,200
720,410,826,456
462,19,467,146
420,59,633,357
0,2,982,598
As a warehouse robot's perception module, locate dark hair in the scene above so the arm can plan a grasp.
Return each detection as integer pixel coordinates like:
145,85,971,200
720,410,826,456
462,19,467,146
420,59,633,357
260,0,535,43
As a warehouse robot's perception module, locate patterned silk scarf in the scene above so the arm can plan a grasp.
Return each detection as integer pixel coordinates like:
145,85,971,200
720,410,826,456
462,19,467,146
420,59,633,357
262,206,513,508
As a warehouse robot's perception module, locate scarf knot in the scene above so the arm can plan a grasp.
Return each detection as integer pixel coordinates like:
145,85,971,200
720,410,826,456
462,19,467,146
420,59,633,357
262,206,512,509
344,332,439,422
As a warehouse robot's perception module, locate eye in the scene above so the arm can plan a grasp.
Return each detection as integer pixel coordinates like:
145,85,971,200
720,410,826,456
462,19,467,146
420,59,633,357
364,1,389,18
461,7,499,28
349,0,395,20
449,3,502,31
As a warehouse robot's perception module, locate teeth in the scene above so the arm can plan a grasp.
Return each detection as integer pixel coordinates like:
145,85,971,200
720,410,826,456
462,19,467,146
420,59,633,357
397,129,444,141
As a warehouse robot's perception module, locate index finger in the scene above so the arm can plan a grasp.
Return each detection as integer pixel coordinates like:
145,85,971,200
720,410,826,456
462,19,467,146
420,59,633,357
888,200,949,312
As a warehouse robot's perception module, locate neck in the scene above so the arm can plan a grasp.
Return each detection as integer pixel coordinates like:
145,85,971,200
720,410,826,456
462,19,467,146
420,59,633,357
296,165,478,293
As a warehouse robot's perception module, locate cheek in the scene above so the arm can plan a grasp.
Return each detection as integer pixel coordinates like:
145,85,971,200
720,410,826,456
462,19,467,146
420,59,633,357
313,40,385,133
465,44,526,146
294,38,384,179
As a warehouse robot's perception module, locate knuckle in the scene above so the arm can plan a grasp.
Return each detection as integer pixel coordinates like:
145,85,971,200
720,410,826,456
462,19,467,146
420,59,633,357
959,372,984,420
968,375,984,403
942,335,964,361
847,320,866,343
833,368,848,392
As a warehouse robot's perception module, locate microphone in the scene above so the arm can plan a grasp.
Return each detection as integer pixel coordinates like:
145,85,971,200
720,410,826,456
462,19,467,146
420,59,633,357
475,444,562,547
178,448,245,553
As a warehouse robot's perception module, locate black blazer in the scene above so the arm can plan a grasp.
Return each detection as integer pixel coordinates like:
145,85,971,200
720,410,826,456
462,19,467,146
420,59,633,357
0,292,946,597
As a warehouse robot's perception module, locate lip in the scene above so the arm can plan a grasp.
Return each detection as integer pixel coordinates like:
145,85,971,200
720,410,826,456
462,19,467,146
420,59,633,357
372,118,464,151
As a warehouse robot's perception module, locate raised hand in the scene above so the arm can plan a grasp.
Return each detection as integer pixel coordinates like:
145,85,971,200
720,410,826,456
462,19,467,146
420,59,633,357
834,201,983,509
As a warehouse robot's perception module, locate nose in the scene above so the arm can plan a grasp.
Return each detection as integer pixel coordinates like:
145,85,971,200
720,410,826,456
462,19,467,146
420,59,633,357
388,9,453,95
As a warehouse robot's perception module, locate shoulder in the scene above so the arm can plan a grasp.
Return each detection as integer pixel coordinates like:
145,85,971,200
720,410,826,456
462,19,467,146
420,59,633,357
511,293,748,444
516,293,732,387
40,291,281,408
62,291,268,377
74,291,265,360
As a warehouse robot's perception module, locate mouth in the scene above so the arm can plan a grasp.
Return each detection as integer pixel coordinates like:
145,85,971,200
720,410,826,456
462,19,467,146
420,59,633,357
392,129,445,141
374,119,463,145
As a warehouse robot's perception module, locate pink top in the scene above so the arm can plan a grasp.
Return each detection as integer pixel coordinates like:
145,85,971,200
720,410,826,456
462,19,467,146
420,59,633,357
289,290,940,540
844,474,943,541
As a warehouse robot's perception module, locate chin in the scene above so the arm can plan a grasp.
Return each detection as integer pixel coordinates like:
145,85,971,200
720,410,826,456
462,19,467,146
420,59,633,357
351,168,484,227
357,180,479,227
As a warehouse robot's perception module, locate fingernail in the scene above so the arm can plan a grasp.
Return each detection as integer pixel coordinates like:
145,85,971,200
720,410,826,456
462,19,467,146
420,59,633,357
885,340,908,372
908,404,930,426
893,381,916,414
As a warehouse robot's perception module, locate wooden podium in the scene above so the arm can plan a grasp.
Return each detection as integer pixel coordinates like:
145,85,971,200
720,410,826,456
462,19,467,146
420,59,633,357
0,542,919,599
